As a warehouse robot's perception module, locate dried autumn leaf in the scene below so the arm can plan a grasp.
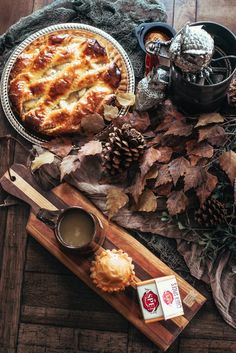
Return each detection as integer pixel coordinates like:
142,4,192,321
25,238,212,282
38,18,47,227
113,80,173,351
192,143,214,158
31,151,55,172
168,157,190,185
103,104,119,121
198,125,226,146
106,188,129,219
156,146,173,163
186,140,214,159
140,147,161,177
60,154,80,181
145,164,159,180
116,92,136,107
184,166,204,192
81,113,105,134
42,137,73,158
155,182,173,196
155,164,172,187
155,114,176,133
164,120,193,137
162,99,184,120
113,111,150,132
219,150,236,185
146,134,162,147
167,191,188,215
188,155,203,166
129,172,146,204
78,141,102,160
195,112,224,128
196,172,218,206
131,111,150,132
136,189,157,212
129,165,159,203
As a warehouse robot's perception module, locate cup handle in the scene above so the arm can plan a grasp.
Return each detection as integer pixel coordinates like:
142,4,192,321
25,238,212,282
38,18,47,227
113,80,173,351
37,208,63,229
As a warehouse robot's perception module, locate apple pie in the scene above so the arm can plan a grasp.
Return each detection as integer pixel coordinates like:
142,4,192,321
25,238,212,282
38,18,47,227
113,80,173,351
9,29,128,136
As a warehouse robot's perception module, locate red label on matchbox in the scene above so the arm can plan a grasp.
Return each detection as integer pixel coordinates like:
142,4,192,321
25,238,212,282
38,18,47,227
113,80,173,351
142,290,159,312
137,280,164,322
155,275,184,320
136,275,184,323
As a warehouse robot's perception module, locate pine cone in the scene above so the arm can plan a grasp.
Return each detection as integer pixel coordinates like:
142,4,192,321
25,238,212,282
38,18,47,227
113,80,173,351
195,198,227,227
103,123,145,175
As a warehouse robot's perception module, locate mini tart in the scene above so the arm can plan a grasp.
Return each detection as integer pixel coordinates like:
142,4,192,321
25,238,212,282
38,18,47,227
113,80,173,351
90,249,135,292
9,29,128,136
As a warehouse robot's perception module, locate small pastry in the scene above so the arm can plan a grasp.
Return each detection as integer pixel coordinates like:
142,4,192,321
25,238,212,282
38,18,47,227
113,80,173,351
90,249,135,292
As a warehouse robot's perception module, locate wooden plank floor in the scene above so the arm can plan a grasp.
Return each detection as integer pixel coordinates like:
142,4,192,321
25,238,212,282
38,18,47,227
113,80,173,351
0,1,236,352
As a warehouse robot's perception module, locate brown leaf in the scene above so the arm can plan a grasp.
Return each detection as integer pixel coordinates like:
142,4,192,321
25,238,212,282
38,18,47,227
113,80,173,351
184,166,205,192
140,147,161,177
42,137,73,158
191,143,214,158
162,99,185,121
164,120,193,137
155,115,176,133
106,188,129,220
60,154,80,181
129,165,159,203
188,155,203,166
78,141,102,160
186,140,214,159
33,163,60,191
145,164,159,180
155,164,172,187
81,113,105,134
106,188,129,219
198,125,226,146
167,191,188,215
196,172,218,206
155,182,173,196
136,189,157,212
156,146,173,163
219,150,236,185
168,157,190,185
114,111,150,132
146,134,162,147
195,112,224,128
128,172,146,204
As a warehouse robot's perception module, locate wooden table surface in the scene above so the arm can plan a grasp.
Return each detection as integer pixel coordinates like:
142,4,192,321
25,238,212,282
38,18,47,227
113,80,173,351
0,1,236,353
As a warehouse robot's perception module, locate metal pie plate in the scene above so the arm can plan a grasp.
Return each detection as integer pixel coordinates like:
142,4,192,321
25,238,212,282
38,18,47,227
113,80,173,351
0,23,135,145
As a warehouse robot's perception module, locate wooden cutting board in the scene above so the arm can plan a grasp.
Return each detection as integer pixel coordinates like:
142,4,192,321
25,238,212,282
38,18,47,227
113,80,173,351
0,163,206,352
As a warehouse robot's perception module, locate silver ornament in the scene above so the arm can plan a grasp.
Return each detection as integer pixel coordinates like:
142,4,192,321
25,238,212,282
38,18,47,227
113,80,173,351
135,66,169,111
169,24,214,73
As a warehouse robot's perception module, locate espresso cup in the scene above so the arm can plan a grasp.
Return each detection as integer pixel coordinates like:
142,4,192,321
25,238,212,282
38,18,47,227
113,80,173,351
37,206,105,255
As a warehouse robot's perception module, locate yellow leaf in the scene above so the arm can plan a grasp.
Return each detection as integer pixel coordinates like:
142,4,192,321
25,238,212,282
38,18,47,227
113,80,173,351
195,112,224,128
116,92,136,107
103,104,119,121
106,188,129,220
31,151,55,171
137,189,157,212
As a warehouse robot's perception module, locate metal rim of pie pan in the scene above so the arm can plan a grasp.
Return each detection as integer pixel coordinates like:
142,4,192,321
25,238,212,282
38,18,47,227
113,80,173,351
0,23,135,145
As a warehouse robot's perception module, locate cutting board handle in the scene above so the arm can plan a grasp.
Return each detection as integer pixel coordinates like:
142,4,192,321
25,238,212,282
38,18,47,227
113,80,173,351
0,164,58,213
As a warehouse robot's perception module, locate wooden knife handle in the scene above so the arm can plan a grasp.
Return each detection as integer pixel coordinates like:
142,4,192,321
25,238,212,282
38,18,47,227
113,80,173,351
0,164,58,213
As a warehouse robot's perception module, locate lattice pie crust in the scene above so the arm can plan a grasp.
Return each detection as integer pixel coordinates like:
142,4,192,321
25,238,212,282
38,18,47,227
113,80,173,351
9,30,128,136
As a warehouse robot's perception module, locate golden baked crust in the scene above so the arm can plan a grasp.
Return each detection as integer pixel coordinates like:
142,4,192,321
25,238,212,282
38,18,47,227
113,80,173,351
9,29,128,136
90,249,135,292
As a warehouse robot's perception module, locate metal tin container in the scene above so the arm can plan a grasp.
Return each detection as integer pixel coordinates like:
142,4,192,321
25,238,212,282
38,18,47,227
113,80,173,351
170,22,236,114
